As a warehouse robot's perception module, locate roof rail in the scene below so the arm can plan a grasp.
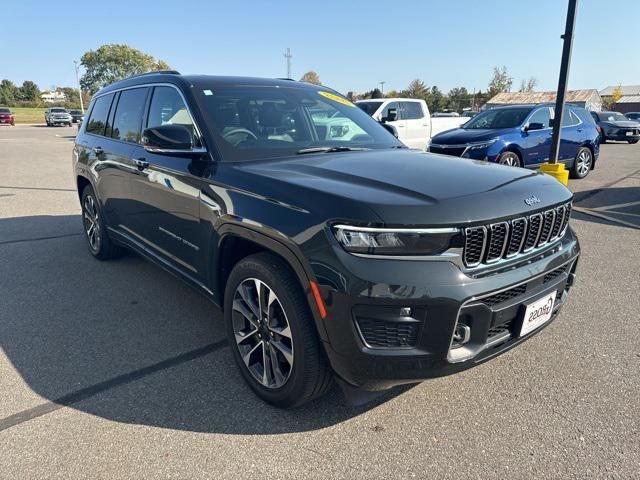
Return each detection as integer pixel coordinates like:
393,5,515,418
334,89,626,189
126,70,181,80
275,77,296,81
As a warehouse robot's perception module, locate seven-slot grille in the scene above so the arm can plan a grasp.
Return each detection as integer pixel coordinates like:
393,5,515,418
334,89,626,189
463,202,571,268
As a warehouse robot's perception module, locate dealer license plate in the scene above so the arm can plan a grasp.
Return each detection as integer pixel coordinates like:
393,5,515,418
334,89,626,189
520,291,556,337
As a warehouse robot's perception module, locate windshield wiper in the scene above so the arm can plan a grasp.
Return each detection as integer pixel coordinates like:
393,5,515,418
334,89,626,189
296,146,370,155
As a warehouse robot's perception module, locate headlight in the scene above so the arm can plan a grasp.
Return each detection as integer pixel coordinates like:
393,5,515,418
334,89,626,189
332,225,460,256
467,139,498,150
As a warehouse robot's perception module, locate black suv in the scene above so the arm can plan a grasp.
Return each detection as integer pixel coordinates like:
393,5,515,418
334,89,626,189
73,72,580,407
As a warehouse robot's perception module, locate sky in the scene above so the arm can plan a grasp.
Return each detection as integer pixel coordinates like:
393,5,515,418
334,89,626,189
1,0,639,95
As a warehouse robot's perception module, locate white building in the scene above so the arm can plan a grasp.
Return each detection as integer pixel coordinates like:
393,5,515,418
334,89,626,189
41,90,67,103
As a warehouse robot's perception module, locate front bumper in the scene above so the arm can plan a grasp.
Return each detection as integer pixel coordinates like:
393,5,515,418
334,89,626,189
317,228,580,390
50,117,72,124
605,128,640,141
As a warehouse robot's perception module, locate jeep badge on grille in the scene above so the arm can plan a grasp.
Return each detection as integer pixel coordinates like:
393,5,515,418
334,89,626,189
524,195,541,206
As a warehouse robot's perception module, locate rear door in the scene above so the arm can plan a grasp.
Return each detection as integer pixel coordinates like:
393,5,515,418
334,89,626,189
127,85,207,279
553,107,583,162
400,101,430,149
83,91,138,230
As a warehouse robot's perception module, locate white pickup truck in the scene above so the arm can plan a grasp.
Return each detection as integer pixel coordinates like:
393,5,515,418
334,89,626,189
356,98,467,150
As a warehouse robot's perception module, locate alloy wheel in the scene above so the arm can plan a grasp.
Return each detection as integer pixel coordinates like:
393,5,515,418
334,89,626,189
576,150,591,176
83,194,101,252
232,278,294,389
500,153,519,167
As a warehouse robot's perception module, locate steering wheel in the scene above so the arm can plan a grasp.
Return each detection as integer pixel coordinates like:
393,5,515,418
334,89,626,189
222,128,258,146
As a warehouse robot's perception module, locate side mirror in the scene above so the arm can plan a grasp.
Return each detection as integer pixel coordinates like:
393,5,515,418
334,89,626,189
525,122,545,132
379,123,398,138
382,108,398,123
142,124,205,155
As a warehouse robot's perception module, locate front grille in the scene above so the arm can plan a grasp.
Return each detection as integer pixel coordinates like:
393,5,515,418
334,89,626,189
429,145,466,157
462,202,572,268
543,263,570,283
356,318,419,348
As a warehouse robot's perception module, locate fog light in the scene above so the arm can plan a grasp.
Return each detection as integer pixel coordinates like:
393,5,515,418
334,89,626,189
399,307,412,317
452,323,471,346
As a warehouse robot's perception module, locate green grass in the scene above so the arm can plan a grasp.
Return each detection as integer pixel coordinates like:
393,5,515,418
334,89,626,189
10,107,47,124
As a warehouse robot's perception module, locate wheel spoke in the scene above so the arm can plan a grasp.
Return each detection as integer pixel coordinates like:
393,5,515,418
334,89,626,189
242,340,263,367
269,323,291,339
271,339,294,367
268,343,285,385
234,325,258,345
232,298,259,329
262,342,272,386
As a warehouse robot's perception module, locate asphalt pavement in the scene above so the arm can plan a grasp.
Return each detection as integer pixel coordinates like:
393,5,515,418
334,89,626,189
1,125,638,479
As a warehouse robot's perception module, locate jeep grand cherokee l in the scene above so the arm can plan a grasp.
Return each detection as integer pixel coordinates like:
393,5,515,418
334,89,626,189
73,72,580,407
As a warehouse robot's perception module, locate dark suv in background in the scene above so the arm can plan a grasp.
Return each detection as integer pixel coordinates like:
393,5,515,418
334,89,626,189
429,104,600,178
73,72,580,407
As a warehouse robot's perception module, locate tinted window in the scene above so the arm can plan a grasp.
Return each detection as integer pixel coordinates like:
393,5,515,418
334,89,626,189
197,86,401,161
590,112,599,122
86,94,114,135
147,86,198,142
561,110,580,127
111,88,148,143
463,107,531,129
401,102,423,120
0,108,10,113
356,102,382,116
527,108,551,128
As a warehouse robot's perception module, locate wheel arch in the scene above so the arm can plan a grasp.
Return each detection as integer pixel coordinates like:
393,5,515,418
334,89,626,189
214,224,329,341
76,174,93,202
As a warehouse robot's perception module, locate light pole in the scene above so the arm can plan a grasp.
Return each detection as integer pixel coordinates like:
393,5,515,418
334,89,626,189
74,61,84,113
540,0,578,186
283,48,292,79
379,81,386,95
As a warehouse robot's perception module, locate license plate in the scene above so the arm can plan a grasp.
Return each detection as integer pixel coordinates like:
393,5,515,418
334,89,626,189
520,291,556,337
626,131,633,136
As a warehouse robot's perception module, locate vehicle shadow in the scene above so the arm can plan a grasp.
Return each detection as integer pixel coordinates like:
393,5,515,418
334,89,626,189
573,186,640,229
0,215,410,435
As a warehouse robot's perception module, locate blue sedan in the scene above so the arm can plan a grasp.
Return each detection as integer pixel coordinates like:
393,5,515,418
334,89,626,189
428,104,600,179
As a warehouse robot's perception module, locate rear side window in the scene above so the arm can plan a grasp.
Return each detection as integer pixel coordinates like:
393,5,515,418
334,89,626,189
86,94,114,136
110,88,149,143
561,110,580,127
400,102,423,120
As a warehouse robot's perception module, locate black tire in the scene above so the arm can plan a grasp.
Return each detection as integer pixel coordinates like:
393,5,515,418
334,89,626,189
80,185,124,260
224,252,333,408
570,147,592,179
628,139,638,144
497,151,522,167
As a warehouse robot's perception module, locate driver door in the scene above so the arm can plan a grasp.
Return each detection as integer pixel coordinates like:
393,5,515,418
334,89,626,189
522,107,552,166
379,102,408,144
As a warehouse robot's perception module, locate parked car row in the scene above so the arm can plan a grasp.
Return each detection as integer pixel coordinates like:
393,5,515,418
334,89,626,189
590,111,640,144
45,107,83,126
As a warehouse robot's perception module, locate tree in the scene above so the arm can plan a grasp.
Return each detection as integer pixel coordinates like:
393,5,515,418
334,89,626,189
519,77,538,93
60,87,80,105
429,86,445,112
370,88,383,99
80,44,171,94
487,66,513,99
405,79,428,99
611,85,624,104
446,87,470,111
299,71,321,85
0,79,19,106
18,80,40,102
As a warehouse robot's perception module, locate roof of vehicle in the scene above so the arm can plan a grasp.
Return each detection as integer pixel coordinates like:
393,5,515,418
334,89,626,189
487,89,600,105
355,98,424,103
95,71,337,97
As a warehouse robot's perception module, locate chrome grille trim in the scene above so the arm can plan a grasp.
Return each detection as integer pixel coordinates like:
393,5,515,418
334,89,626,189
462,202,572,269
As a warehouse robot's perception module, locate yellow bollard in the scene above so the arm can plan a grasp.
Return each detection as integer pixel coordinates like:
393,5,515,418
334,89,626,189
539,162,569,186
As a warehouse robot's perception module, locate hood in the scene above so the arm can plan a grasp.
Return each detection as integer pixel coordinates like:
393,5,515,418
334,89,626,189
431,128,512,144
601,120,640,128
231,149,572,226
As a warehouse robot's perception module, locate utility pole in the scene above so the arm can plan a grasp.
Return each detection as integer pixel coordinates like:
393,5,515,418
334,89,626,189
74,60,84,113
379,81,386,95
284,48,292,79
541,0,578,185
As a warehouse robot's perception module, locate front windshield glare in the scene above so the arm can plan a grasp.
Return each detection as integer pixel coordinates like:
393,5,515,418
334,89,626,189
463,108,531,129
602,112,627,122
197,87,401,161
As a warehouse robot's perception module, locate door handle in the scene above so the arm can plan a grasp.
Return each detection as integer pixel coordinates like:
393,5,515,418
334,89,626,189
577,128,583,132
93,146,103,154
134,157,149,170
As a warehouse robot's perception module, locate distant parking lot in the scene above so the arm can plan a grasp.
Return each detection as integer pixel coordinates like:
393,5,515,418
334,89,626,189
1,126,638,479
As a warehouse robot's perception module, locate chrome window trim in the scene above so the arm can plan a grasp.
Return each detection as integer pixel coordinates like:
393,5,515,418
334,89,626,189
88,82,205,148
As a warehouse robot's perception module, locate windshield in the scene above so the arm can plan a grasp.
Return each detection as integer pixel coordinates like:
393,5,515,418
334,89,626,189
197,87,402,161
51,108,67,113
69,110,81,114
463,107,531,129
356,101,383,116
0,108,10,113
600,112,628,122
